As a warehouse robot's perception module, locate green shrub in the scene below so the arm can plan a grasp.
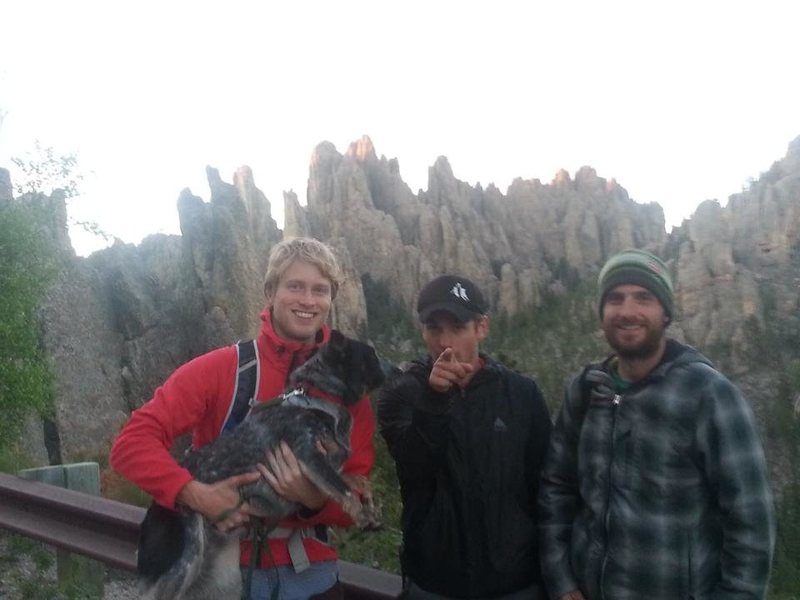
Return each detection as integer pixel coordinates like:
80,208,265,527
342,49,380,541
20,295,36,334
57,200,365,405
0,200,58,454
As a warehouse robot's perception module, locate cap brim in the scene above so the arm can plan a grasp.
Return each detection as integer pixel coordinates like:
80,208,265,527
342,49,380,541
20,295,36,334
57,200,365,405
418,302,479,323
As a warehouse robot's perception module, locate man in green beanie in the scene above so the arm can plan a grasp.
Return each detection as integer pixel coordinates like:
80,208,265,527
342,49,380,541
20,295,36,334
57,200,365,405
538,248,775,600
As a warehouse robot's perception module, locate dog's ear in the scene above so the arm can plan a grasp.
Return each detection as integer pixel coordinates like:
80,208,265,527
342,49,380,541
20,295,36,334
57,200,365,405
340,339,386,405
321,330,348,365
328,329,346,349
359,344,386,390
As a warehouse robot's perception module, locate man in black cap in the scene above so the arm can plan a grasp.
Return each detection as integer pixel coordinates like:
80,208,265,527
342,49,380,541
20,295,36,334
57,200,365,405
538,249,775,600
378,274,551,599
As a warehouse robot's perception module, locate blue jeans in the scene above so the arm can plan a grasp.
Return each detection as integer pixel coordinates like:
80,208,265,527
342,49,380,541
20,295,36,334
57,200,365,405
242,560,338,600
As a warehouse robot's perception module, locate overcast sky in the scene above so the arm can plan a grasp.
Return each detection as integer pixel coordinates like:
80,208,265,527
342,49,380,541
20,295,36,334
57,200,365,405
1,1,799,256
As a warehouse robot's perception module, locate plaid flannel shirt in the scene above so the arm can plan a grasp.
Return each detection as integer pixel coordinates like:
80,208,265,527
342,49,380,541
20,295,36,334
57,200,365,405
538,340,775,600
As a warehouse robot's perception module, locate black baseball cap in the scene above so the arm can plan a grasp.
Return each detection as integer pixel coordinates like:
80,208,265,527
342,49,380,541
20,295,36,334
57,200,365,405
417,275,488,323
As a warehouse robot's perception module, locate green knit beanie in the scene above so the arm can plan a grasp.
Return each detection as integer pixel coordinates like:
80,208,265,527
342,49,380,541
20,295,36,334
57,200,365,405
597,249,674,319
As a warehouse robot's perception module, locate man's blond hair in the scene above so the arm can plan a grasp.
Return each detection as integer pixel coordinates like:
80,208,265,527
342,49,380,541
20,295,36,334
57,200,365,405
263,237,341,301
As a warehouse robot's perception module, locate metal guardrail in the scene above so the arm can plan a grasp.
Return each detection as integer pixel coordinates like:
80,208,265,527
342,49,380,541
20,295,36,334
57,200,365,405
0,471,141,570
0,472,402,599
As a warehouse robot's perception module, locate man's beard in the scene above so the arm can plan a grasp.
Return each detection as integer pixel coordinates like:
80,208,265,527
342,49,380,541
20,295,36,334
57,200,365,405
603,320,666,360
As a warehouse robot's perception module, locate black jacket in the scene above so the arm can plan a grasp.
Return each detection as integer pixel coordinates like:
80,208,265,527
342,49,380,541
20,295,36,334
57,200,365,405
377,354,552,598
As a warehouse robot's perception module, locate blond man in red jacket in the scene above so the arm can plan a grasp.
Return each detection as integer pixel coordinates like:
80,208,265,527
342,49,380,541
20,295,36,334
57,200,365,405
111,237,375,599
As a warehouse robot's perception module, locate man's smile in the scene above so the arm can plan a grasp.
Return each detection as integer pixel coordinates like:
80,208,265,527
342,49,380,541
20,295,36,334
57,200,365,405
292,310,317,319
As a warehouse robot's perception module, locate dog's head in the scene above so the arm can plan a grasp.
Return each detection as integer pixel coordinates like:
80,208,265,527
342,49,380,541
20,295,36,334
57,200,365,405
315,409,353,466
281,391,354,458
289,330,387,405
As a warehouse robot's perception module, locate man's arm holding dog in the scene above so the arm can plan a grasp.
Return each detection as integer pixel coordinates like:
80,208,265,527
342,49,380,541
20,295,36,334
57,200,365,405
111,348,241,510
111,350,264,531
259,440,329,511
177,472,263,531
254,394,376,527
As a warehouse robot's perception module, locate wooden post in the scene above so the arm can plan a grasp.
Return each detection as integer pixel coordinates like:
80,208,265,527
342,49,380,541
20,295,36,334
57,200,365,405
18,462,105,597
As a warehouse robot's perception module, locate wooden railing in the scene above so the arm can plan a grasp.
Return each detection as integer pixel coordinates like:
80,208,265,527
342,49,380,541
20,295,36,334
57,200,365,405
0,472,402,599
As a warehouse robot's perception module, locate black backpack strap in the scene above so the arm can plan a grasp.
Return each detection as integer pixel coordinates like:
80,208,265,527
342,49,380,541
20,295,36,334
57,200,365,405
574,363,597,432
575,361,617,430
220,339,260,435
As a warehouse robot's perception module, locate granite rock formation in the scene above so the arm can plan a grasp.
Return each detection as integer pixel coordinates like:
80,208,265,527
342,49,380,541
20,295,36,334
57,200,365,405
5,136,799,496
0,168,12,202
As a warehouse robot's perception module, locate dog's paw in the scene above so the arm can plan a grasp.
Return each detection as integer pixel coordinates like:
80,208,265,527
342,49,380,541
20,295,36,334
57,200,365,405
339,491,365,526
342,475,383,531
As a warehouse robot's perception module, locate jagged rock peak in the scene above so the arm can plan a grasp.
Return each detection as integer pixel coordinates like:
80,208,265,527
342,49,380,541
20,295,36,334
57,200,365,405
206,165,223,185
787,134,800,159
574,167,629,198
233,165,259,208
346,135,377,163
205,164,235,200
553,168,572,187
509,175,543,191
776,134,800,173
431,155,454,178
283,189,310,238
234,165,255,188
606,177,622,193
749,134,800,185
308,142,343,211
575,166,605,192
310,141,341,170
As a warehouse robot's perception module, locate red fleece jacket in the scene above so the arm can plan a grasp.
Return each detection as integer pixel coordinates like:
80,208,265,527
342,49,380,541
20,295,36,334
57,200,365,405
110,311,375,567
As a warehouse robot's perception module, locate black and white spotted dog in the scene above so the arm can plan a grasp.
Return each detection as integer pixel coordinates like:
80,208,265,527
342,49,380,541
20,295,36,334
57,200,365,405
136,330,387,600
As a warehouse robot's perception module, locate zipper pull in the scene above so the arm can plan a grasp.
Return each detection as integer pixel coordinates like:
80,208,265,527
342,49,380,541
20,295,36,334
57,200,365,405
612,394,622,405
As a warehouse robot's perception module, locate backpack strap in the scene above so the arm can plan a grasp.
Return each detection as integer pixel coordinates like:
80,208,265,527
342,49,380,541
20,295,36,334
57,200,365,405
574,364,594,430
575,361,617,431
220,339,260,435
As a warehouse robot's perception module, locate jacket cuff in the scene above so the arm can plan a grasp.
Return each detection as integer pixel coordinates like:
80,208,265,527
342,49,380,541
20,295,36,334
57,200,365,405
159,470,195,510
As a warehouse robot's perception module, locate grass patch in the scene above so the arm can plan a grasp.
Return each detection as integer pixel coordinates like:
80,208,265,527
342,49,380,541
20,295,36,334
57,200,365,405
335,416,402,573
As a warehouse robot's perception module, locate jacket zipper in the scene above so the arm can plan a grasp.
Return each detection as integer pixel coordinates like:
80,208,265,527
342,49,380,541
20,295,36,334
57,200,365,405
285,348,301,388
599,393,622,600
